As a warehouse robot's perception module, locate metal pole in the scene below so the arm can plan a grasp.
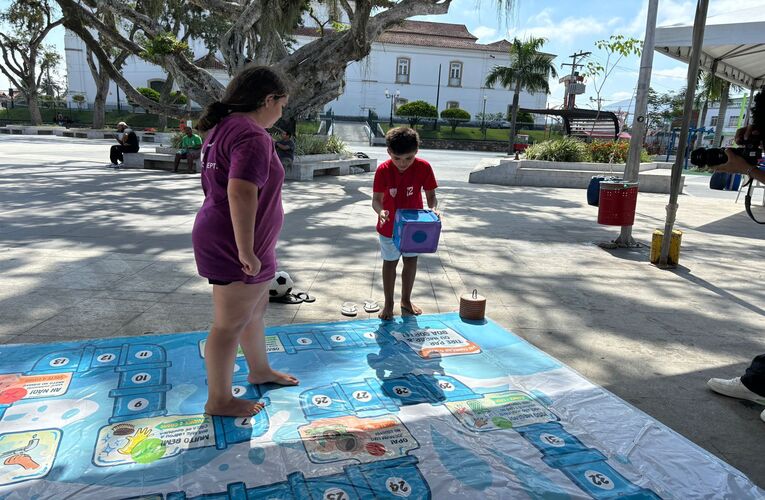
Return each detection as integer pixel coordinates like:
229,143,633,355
659,0,709,267
615,0,659,247
481,95,487,139
389,96,394,128
434,64,442,131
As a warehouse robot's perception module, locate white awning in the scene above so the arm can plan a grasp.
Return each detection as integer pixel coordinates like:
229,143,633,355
654,7,765,89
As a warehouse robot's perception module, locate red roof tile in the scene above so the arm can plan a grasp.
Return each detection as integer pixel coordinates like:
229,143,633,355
194,53,226,71
294,21,509,53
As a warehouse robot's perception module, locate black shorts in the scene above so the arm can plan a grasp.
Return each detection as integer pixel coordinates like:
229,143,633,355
208,279,233,286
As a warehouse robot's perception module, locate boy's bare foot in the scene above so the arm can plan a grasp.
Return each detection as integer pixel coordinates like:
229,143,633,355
205,397,261,417
378,305,394,320
247,369,299,386
401,302,423,315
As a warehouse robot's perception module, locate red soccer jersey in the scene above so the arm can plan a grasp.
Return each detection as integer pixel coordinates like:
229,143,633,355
373,158,438,237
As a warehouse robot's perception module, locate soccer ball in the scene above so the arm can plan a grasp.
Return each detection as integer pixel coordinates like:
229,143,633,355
269,271,293,298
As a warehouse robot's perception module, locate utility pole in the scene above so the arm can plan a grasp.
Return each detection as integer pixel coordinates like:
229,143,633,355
614,0,659,248
560,51,590,110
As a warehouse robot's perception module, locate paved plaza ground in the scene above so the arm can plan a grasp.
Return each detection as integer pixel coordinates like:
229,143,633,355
1,134,764,486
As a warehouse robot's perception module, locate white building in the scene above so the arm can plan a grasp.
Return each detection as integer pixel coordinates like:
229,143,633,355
64,20,551,123
701,96,750,144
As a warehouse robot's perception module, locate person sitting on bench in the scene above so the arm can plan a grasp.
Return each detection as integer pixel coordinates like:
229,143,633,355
108,122,139,169
174,126,203,173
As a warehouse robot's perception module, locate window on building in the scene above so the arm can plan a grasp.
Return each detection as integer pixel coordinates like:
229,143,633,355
727,115,738,127
446,101,460,109
148,80,166,93
710,116,718,127
448,61,463,87
396,58,410,84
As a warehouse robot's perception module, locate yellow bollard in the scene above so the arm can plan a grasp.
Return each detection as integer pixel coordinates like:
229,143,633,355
650,229,683,266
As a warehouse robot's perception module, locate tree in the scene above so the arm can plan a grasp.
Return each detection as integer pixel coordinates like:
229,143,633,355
586,35,642,116
485,37,557,153
0,0,62,125
514,110,534,133
84,8,132,129
440,108,470,133
72,93,85,111
397,100,437,128
55,0,515,130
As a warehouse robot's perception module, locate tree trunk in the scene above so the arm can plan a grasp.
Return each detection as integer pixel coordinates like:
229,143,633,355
92,72,109,129
695,99,708,147
27,91,43,125
508,81,521,154
158,74,175,132
713,82,730,147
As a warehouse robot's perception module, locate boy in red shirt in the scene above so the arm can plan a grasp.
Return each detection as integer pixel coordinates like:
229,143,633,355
372,127,438,320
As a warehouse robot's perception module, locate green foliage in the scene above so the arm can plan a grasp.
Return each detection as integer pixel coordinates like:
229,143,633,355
171,131,185,148
170,91,187,105
587,35,642,110
440,108,470,132
396,100,437,128
485,37,557,94
525,137,590,162
137,87,161,103
71,94,86,103
586,140,649,163
140,32,190,60
295,134,349,156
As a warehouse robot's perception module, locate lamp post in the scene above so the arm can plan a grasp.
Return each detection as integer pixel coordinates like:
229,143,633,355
385,88,399,128
481,94,487,139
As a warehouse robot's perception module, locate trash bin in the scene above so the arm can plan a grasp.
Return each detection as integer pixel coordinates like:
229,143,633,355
709,172,742,191
587,176,622,206
597,181,639,226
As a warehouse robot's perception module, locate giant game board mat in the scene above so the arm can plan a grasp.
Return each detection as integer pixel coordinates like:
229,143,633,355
0,313,762,499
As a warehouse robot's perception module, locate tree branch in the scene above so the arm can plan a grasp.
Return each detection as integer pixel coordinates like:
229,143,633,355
94,0,161,37
187,0,242,19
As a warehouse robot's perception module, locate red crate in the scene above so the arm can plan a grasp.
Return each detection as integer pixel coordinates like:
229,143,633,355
597,182,638,226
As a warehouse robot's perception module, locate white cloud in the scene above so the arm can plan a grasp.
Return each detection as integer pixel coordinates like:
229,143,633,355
609,91,634,101
653,66,690,80
472,26,498,42
506,8,606,44
622,0,755,35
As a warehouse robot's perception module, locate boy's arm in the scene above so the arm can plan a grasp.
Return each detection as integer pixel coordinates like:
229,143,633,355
372,192,389,223
425,189,438,215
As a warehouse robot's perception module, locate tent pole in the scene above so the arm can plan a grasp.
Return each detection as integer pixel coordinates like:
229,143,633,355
658,0,709,267
615,0,659,247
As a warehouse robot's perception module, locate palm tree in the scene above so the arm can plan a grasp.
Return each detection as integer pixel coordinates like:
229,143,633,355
695,71,742,146
485,37,558,153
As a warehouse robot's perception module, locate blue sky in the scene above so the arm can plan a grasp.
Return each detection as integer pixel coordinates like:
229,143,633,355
0,0,756,110
412,0,755,110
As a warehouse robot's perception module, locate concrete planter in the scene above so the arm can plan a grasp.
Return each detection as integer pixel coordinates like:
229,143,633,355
469,159,683,194
155,146,176,155
294,153,342,163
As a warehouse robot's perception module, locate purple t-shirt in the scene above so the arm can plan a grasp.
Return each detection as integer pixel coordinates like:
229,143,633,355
192,114,284,284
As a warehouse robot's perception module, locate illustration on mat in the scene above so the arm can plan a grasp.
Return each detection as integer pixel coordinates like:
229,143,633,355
0,313,762,499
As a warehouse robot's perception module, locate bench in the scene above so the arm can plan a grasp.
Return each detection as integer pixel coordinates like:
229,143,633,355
287,157,377,181
122,152,201,173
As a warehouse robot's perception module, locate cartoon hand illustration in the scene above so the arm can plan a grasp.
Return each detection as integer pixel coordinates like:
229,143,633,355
118,427,152,455
4,453,40,470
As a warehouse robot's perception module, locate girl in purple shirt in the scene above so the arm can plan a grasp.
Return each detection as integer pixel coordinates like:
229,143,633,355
193,66,298,417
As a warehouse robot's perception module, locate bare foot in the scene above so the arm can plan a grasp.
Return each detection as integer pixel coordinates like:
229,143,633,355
204,397,261,417
401,302,423,315
248,369,299,386
378,304,394,320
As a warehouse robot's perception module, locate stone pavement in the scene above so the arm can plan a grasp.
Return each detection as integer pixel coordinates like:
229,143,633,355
1,135,764,486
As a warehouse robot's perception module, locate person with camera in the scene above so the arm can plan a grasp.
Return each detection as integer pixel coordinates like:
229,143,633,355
706,93,765,423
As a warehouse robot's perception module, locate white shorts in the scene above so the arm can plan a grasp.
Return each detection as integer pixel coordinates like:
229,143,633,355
379,235,417,261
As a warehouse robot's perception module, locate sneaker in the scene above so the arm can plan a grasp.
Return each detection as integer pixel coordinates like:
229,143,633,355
707,377,765,405
106,163,117,168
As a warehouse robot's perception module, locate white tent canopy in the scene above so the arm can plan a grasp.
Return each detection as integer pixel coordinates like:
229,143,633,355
654,7,765,90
